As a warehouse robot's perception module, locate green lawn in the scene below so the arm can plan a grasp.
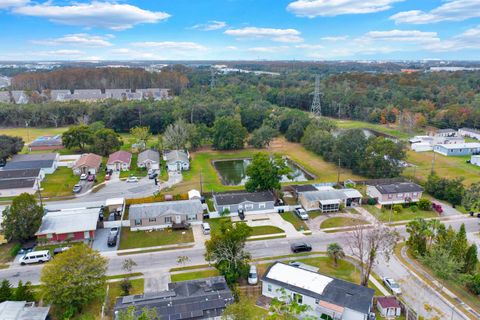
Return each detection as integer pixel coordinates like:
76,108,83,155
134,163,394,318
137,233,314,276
170,269,220,282
365,205,438,222
250,226,284,236
308,210,323,219
320,217,369,229
41,167,79,197
279,212,309,231
205,217,231,235
119,153,148,178
0,127,69,144
118,228,194,250
0,241,18,268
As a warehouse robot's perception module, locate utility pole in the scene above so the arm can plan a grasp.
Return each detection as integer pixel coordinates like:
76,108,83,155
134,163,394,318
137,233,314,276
25,121,30,144
36,177,43,207
337,158,341,185
311,75,322,117
210,67,216,89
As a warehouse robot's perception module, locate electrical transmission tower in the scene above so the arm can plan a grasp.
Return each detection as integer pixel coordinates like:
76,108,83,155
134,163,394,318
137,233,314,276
210,67,216,89
311,75,322,117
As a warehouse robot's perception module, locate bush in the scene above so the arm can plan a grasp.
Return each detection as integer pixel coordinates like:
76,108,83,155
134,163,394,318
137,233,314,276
9,244,21,258
410,205,418,213
466,274,480,295
367,198,377,205
417,198,432,211
393,205,403,214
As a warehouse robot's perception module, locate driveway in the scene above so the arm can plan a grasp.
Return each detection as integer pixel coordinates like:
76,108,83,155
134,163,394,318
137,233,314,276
232,213,303,238
92,228,118,252
192,224,208,249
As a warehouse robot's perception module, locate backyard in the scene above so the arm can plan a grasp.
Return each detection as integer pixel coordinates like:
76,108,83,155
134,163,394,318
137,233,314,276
118,228,194,250
365,205,438,222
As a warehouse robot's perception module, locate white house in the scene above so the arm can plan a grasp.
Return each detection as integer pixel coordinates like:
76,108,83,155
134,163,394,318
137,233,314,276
433,143,480,156
459,128,480,140
376,297,401,318
471,155,480,167
411,142,432,152
163,150,189,172
137,149,160,170
298,187,363,212
262,262,374,320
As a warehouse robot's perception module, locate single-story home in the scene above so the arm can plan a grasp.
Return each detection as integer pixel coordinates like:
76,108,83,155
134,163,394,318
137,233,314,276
36,207,100,242
0,301,50,320
262,262,374,320
0,168,43,197
298,187,363,212
0,91,10,103
114,276,233,320
107,151,132,172
49,89,71,102
433,143,480,156
163,150,189,172
11,90,29,104
129,199,203,231
3,153,59,175
458,128,480,140
366,182,423,206
71,89,106,102
73,153,102,175
137,149,160,170
434,129,457,137
471,155,480,167
28,135,63,151
213,191,276,216
376,297,401,318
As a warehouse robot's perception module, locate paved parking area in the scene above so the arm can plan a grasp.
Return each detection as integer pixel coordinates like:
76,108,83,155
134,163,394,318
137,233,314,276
92,228,118,252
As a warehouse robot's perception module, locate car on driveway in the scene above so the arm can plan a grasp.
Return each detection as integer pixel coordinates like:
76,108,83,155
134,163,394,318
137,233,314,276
290,242,312,253
80,173,88,180
107,233,118,247
53,247,70,256
72,184,82,193
295,207,309,220
148,171,158,179
109,227,120,236
19,250,51,266
248,265,258,285
87,174,95,182
126,176,139,183
383,277,402,295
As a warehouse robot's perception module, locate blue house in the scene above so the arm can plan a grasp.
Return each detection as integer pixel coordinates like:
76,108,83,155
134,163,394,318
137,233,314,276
433,143,480,156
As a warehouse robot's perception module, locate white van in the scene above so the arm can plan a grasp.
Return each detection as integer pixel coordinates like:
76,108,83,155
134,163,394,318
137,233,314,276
248,265,258,285
19,250,51,266
202,222,211,235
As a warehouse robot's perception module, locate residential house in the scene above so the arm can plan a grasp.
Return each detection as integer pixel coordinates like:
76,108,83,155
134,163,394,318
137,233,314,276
409,135,465,152
28,135,63,151
11,90,29,104
137,149,160,170
376,297,401,318
471,155,480,167
105,89,130,100
0,301,50,320
114,276,234,320
298,187,363,212
458,128,480,140
366,182,423,206
129,199,203,231
49,89,72,102
36,207,100,242
4,153,59,174
0,91,10,103
164,150,189,172
434,129,457,137
262,262,374,320
433,143,480,156
0,169,43,197
71,89,106,102
137,88,169,101
107,151,132,171
212,191,275,216
73,153,102,175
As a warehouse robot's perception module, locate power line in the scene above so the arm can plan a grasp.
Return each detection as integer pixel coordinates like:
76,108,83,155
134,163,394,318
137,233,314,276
311,75,322,117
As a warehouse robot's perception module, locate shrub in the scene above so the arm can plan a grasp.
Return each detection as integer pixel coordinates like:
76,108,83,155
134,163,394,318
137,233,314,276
418,198,432,211
466,274,480,295
393,205,403,214
410,205,418,213
367,198,376,205
220,208,230,217
9,244,21,258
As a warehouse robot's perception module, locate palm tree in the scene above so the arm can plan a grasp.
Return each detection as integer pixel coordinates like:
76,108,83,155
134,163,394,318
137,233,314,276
327,242,345,267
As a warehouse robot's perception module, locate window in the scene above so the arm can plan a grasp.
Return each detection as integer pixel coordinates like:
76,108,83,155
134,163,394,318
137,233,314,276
388,194,393,199
187,214,197,221
135,219,142,226
413,192,418,197
149,218,157,223
267,284,272,292
397,193,403,198
293,293,303,304
245,204,254,210
259,203,266,209
165,217,172,224
46,233,53,239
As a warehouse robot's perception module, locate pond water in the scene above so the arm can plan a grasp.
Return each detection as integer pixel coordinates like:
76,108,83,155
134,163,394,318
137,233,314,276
332,128,398,141
213,158,314,186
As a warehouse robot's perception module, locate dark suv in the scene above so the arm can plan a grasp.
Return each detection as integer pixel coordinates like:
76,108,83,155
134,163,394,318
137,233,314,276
290,242,312,253
107,234,118,247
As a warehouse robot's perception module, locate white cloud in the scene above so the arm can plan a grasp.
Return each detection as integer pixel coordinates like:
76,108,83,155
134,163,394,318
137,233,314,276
226,46,238,50
320,36,348,42
360,30,439,44
247,46,289,53
31,33,114,47
131,41,207,51
295,44,324,49
390,0,480,24
287,0,404,17
224,27,303,43
13,1,170,30
33,49,85,58
427,26,480,51
191,21,227,31
0,0,28,9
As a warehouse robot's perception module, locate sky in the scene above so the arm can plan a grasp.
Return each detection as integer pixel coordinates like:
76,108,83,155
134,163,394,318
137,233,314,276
0,0,479,61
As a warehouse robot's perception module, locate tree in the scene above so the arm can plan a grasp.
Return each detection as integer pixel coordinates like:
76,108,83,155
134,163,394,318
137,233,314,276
331,129,368,169
205,220,252,284
406,218,431,256
267,288,312,320
0,135,24,162
465,273,480,295
327,243,345,267
451,224,468,262
212,116,247,150
120,258,138,296
249,125,278,148
0,279,12,302
420,247,459,281
417,198,432,211
117,306,159,320
162,119,191,150
14,280,34,301
358,137,406,178
129,126,151,150
1,193,43,243
462,183,480,212
91,128,122,156
463,244,478,275
245,153,291,193
284,121,305,142
222,298,259,320
40,244,107,315
347,224,399,286
62,125,93,152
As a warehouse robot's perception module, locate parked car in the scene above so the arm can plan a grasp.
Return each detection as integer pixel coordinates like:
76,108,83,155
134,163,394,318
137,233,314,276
126,176,139,183
248,265,258,285
290,242,312,253
87,174,95,182
383,277,402,295
202,222,211,235
80,173,88,180
105,174,111,181
107,234,118,247
18,240,36,254
110,227,120,237
19,250,51,265
106,169,113,175
72,184,82,193
148,172,158,179
295,207,309,220
432,202,443,214
53,247,70,255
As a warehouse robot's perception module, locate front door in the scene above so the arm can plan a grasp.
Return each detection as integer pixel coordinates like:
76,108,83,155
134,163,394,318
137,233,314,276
175,215,181,223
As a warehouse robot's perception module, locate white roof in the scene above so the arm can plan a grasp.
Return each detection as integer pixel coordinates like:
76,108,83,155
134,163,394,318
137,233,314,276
342,188,363,199
436,143,480,149
188,189,201,199
265,263,333,295
315,186,336,191
105,198,125,206
319,199,341,205
36,208,99,235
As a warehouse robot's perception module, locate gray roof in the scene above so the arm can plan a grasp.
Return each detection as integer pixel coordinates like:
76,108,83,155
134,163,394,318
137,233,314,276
164,150,189,164
373,182,424,194
214,191,275,206
49,90,71,102
138,149,160,164
0,178,36,190
437,129,456,133
263,262,374,315
0,301,50,320
300,189,347,202
460,128,480,134
72,89,106,101
105,89,131,100
114,277,233,320
3,160,54,171
0,169,41,179
11,91,29,104
129,199,204,220
11,153,57,161
289,184,318,193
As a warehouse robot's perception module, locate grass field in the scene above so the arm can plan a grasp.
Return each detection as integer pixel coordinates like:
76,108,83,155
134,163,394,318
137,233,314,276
366,205,438,222
279,212,309,231
118,228,194,250
320,217,369,229
119,153,148,178
41,167,79,197
170,269,220,282
250,226,284,236
0,127,69,144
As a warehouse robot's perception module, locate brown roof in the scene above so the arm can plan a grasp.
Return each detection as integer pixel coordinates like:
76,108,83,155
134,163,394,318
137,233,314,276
107,151,132,165
377,297,401,309
73,153,102,170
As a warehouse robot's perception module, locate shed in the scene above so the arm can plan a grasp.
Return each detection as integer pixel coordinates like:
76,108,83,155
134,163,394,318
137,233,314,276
377,297,401,317
188,189,201,200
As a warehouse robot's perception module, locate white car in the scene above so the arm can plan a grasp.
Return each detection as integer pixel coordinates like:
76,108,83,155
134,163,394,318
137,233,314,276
295,208,309,220
248,265,258,285
19,250,51,266
126,176,139,183
383,277,402,295
79,173,88,180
